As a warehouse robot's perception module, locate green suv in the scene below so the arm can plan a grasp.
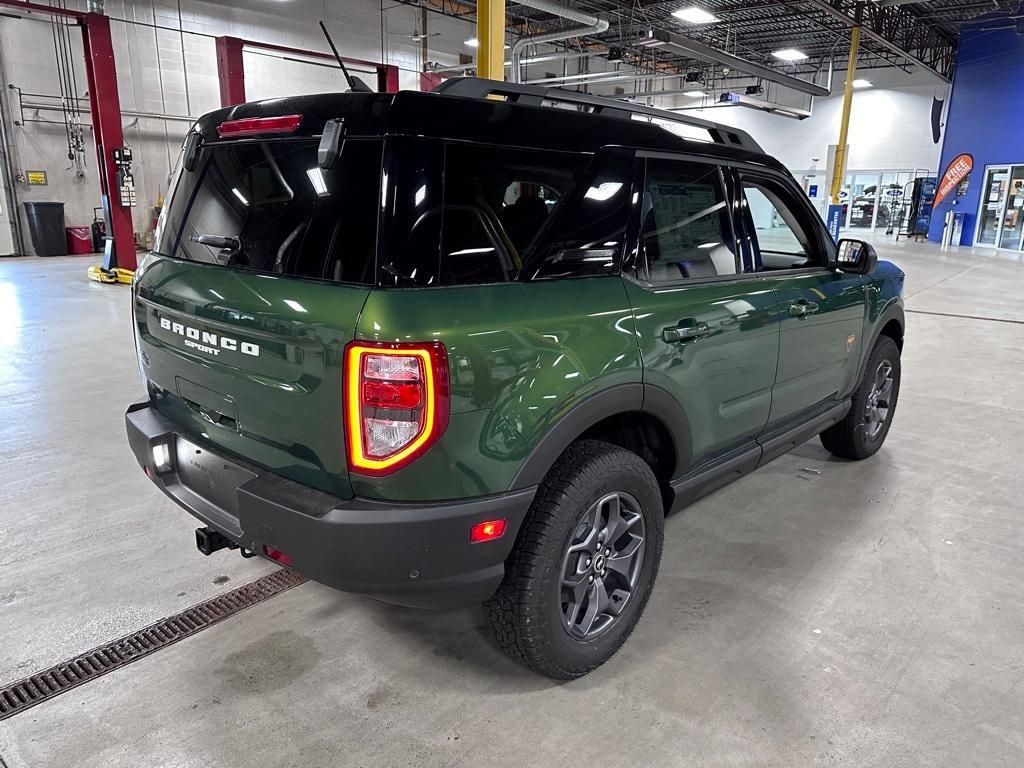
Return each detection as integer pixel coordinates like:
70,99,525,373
126,78,905,679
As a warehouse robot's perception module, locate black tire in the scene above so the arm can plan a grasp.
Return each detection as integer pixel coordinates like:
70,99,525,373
820,336,901,459
484,440,664,680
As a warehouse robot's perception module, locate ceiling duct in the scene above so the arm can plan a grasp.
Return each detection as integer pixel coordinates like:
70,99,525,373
636,28,831,98
510,0,609,83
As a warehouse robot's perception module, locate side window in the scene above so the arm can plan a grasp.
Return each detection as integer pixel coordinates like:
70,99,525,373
528,151,635,280
381,140,582,287
741,178,826,270
641,159,738,284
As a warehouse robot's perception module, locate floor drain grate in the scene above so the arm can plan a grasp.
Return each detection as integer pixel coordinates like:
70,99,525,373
0,568,307,721
906,309,1024,325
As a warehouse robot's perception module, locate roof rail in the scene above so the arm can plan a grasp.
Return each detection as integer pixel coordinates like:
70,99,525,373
432,77,763,154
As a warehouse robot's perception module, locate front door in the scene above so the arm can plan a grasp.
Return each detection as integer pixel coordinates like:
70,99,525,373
737,173,868,429
624,157,778,470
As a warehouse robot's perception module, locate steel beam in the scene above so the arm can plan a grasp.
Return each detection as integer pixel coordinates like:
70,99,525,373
830,25,860,205
215,36,246,106
477,0,505,81
800,0,952,81
214,35,401,107
638,29,831,97
82,12,136,270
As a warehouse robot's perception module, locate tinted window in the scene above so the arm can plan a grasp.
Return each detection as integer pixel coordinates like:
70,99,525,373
641,160,737,283
527,151,635,280
741,178,825,270
155,138,382,284
381,139,582,287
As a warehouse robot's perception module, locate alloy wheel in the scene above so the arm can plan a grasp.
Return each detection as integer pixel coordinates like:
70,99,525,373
559,492,646,639
864,359,895,439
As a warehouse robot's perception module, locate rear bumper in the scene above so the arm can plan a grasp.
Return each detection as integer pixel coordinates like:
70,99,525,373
125,401,535,609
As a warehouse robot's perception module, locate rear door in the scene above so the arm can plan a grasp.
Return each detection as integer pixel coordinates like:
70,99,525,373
134,135,384,498
624,155,779,470
735,171,868,429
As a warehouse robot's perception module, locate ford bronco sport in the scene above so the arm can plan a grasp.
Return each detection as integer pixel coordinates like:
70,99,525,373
126,78,905,679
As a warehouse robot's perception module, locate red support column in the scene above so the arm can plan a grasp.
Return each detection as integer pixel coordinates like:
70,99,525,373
81,13,136,271
419,72,443,92
215,36,247,107
380,64,401,94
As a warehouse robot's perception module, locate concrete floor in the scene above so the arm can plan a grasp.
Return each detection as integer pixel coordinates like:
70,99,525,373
1,239,1022,767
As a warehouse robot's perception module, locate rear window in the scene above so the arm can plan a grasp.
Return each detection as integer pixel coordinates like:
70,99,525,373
155,137,382,285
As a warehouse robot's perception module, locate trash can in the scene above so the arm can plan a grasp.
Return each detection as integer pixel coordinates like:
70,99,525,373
23,201,67,256
66,226,93,255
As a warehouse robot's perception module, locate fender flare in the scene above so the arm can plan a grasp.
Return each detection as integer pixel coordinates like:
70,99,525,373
857,300,905,383
508,383,693,490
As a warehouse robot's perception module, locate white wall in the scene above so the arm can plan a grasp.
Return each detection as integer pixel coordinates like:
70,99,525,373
680,82,944,174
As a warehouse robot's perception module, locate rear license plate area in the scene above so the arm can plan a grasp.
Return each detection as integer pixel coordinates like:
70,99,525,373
175,437,256,519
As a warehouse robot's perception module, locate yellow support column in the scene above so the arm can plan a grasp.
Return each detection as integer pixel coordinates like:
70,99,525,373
477,0,505,82
830,26,861,205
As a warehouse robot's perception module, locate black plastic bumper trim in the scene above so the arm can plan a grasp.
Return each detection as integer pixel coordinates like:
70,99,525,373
126,401,536,609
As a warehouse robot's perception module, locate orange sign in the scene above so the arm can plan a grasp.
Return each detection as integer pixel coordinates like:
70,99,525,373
934,153,973,206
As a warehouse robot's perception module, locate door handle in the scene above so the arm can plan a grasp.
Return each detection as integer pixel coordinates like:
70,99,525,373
662,321,711,343
788,301,820,318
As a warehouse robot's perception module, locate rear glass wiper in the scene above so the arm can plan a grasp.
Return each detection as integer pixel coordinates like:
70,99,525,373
190,233,244,265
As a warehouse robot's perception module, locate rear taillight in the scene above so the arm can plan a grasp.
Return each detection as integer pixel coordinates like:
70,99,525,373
344,341,449,476
217,114,302,138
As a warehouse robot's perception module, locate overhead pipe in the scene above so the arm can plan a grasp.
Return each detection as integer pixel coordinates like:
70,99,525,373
510,0,608,83
636,28,831,98
426,49,590,74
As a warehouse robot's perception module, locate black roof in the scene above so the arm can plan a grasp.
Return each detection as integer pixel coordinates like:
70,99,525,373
193,82,786,175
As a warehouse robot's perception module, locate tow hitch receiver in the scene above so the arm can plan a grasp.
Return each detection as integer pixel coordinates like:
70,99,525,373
195,527,238,556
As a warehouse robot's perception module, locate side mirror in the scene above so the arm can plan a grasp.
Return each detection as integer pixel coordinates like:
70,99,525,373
836,238,878,275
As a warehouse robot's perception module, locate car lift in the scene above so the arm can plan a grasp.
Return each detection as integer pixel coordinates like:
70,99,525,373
0,5,401,285
0,1,137,283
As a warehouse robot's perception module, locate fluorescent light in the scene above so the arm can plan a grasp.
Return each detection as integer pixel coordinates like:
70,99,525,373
772,48,808,62
465,37,508,49
584,182,623,201
448,247,495,256
683,89,707,97
851,79,873,88
231,187,249,206
672,6,719,24
306,167,328,196
283,299,307,313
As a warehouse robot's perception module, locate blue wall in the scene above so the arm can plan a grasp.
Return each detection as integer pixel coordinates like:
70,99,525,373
928,8,1024,244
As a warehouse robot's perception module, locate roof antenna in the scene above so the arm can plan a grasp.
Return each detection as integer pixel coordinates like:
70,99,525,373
319,20,373,93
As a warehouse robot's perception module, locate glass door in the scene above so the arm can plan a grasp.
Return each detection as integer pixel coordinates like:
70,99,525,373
997,166,1024,250
976,167,1010,246
878,171,910,233
846,173,881,230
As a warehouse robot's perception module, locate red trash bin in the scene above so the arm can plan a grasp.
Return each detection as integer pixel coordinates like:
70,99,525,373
66,226,93,255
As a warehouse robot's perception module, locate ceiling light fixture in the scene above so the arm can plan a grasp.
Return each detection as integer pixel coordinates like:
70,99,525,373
850,79,873,88
672,7,720,24
772,48,808,62
464,37,479,48
683,89,708,97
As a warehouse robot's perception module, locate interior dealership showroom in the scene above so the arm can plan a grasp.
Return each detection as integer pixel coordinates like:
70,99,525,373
1,0,1022,765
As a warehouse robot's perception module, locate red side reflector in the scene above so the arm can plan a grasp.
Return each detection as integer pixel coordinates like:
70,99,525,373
470,519,507,544
264,546,294,566
217,114,302,138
